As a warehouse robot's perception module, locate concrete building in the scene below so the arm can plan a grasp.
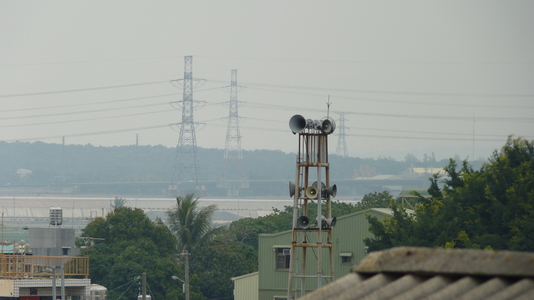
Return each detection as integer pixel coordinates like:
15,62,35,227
233,208,396,300
28,228,80,257
0,254,91,299
0,208,94,299
231,272,258,300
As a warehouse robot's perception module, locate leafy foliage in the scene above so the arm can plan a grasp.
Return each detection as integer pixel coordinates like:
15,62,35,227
364,136,534,252
80,207,201,300
166,193,226,253
227,191,394,250
190,243,257,299
0,141,466,187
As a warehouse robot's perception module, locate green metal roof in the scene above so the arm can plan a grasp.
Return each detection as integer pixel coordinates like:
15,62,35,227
398,188,431,198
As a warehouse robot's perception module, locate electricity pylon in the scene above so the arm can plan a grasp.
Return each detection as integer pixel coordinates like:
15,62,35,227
217,69,249,197
170,56,204,196
335,112,349,157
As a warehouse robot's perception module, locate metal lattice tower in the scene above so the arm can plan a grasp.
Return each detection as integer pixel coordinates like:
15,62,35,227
287,112,337,299
335,112,349,157
217,69,249,197
171,56,201,194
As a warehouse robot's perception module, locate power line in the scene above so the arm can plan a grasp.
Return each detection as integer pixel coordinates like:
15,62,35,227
0,80,171,98
245,86,534,109
0,101,172,121
0,93,179,113
0,124,170,143
244,102,534,122
0,109,171,128
239,81,534,98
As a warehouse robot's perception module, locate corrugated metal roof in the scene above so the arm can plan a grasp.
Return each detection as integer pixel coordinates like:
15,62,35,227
299,247,534,300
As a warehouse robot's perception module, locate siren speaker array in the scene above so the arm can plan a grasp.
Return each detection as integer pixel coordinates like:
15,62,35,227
297,216,310,229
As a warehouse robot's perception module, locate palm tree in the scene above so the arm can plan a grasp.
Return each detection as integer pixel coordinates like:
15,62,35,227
111,196,127,210
166,193,224,253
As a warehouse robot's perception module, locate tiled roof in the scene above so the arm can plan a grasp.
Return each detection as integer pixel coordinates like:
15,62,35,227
299,247,534,300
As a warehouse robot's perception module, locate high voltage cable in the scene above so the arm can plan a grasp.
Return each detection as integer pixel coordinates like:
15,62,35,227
1,124,170,143
3,122,528,144
245,86,534,109
344,133,511,143
0,87,220,113
218,80,534,98
242,117,519,138
0,109,171,128
0,101,172,120
244,103,534,122
1,93,179,113
0,80,171,98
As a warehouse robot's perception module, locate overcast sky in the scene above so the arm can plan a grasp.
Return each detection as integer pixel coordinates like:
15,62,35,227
1,1,533,161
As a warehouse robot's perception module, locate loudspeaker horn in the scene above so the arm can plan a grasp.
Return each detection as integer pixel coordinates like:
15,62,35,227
305,186,318,199
320,117,336,134
325,217,337,228
312,181,326,189
315,215,326,227
289,181,296,197
289,115,314,134
297,216,310,229
322,184,337,198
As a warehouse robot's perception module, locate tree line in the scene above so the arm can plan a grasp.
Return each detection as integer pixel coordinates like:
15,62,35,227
80,191,395,300
0,140,474,187
365,136,534,251
77,136,533,299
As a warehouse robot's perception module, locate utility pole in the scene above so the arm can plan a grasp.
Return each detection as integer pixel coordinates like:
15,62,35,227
217,69,249,197
177,251,190,300
141,272,147,300
52,267,56,300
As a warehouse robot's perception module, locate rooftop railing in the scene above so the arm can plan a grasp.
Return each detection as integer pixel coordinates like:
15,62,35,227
0,254,90,279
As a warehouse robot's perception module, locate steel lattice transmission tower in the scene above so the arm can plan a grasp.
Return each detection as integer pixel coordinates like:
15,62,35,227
170,56,203,196
217,69,249,197
335,112,349,157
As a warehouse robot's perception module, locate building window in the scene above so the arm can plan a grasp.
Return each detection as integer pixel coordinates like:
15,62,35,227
276,248,291,270
274,297,288,300
340,252,353,264
62,247,69,255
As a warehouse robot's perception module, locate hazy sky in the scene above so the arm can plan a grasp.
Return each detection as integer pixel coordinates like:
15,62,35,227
1,1,533,161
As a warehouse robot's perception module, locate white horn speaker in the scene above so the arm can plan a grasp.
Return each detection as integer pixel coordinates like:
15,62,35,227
320,117,336,134
315,215,326,227
289,181,296,197
297,216,310,229
325,217,337,228
289,115,307,134
323,184,337,198
305,186,318,199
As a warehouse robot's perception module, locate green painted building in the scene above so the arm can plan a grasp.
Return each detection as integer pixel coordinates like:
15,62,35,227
255,208,395,300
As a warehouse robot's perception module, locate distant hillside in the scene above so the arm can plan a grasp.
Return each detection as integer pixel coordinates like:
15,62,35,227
0,141,472,187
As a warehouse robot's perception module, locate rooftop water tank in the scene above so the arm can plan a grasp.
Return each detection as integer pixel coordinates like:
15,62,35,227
50,207,63,226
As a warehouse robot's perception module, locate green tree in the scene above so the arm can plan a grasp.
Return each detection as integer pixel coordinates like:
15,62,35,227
80,207,204,300
227,192,393,250
166,193,225,253
365,136,534,252
111,196,127,209
190,242,257,299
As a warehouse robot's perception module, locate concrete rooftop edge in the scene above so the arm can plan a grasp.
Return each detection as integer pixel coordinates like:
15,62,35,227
353,246,534,277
